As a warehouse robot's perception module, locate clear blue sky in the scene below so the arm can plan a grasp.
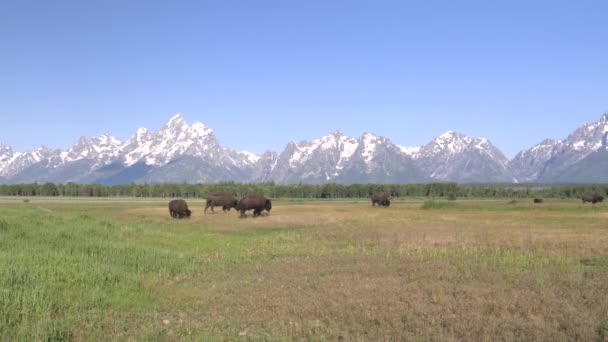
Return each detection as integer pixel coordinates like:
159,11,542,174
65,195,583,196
1,0,607,158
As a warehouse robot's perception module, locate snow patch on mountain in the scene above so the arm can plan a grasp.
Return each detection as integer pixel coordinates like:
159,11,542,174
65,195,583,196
399,146,421,157
287,132,357,169
336,137,359,170
432,131,472,154
289,139,322,166
238,151,261,164
361,133,379,163
58,134,123,169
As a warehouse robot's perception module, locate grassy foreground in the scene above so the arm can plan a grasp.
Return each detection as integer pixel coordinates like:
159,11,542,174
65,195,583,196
1,198,607,340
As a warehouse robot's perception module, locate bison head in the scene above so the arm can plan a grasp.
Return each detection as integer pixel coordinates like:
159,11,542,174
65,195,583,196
184,209,192,218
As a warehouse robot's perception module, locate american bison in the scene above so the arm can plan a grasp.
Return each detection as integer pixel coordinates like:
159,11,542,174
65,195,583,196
371,192,391,207
533,198,544,204
582,194,604,204
236,196,272,218
168,199,192,219
205,192,238,214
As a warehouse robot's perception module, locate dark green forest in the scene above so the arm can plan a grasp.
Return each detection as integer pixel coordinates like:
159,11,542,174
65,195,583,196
1,182,607,200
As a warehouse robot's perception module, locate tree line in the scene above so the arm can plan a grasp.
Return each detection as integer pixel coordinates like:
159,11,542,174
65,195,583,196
1,182,607,199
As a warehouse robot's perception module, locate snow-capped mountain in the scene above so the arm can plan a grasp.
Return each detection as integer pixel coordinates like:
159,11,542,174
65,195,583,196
261,131,428,184
61,135,123,167
265,131,359,183
414,131,512,183
514,113,608,182
0,146,60,180
121,128,152,166
94,114,261,184
0,114,256,184
335,133,429,183
2,112,608,184
0,144,16,176
250,150,279,182
509,139,564,182
121,114,215,167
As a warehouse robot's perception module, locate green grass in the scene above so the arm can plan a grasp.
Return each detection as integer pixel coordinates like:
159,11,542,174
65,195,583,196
1,199,607,340
0,204,291,340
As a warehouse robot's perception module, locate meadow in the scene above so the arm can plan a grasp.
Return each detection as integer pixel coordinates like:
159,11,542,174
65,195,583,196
1,197,607,341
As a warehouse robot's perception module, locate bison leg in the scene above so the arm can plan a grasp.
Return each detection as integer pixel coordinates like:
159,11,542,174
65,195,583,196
205,201,215,214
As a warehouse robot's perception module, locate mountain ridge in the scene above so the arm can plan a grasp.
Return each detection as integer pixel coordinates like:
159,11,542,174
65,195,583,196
1,112,608,184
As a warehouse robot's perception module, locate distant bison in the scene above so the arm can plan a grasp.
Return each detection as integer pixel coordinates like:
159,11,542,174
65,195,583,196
371,192,391,207
533,198,544,204
168,199,192,219
205,192,238,214
582,194,604,204
236,196,272,218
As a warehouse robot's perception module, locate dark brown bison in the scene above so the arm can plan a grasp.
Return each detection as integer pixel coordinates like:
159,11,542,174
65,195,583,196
204,192,238,214
582,194,604,204
236,196,272,217
371,192,391,207
533,198,544,204
168,199,191,219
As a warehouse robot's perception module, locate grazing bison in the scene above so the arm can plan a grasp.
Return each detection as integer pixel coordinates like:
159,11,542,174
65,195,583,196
371,192,391,207
533,198,544,204
582,194,604,204
236,196,272,218
168,199,192,219
205,192,238,214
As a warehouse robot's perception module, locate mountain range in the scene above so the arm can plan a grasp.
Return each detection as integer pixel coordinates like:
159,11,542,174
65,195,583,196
2,113,608,185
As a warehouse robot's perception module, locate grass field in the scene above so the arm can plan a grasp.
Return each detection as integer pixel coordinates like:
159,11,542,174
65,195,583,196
1,197,607,340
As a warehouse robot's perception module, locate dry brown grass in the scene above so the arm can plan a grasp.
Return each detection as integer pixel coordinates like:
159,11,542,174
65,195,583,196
173,256,606,341
95,200,608,340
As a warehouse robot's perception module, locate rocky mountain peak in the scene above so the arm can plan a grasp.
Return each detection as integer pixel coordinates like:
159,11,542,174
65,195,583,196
0,143,14,155
331,129,344,137
132,128,151,144
0,144,16,169
164,113,187,128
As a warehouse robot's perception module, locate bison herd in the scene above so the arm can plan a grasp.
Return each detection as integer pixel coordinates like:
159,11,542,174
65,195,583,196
169,191,606,219
170,193,272,219
170,191,392,219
